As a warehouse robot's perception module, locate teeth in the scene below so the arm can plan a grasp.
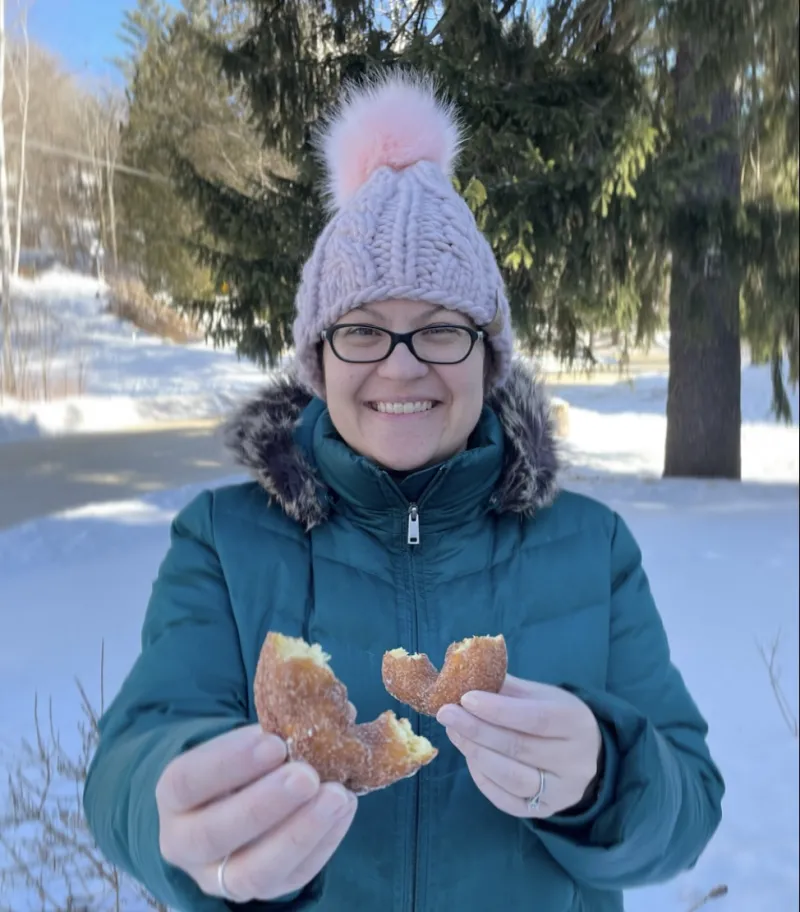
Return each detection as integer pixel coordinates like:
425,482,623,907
373,401,434,414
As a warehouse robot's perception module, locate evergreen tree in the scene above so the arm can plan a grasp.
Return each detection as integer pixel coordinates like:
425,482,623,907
663,24,744,478
115,0,266,302
158,0,796,481
172,0,665,369
403,1,666,362
169,1,377,364
114,0,172,81
661,0,798,478
737,0,799,421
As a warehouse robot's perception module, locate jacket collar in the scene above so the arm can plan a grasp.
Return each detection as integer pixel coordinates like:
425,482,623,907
222,359,560,532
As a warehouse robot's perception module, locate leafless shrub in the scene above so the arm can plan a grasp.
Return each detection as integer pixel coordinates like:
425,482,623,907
0,294,89,401
107,278,202,345
0,643,168,911
757,629,799,738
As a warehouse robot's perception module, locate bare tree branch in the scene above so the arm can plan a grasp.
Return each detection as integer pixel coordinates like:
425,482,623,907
0,642,168,910
0,0,16,396
757,630,800,738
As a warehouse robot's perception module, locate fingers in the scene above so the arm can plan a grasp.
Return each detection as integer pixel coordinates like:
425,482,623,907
157,725,287,814
458,692,574,739
280,791,358,894
208,783,357,902
438,706,564,771
170,761,321,867
465,758,544,819
499,675,560,700
447,730,544,799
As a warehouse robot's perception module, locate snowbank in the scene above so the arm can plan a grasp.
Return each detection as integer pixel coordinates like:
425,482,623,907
0,270,276,442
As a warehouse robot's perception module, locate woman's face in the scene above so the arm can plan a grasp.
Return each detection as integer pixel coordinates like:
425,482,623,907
321,299,487,472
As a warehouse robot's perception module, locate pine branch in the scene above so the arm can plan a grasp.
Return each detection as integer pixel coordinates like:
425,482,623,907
496,0,518,21
386,0,427,48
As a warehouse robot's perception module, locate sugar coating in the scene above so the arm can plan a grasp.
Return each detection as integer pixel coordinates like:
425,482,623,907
382,635,508,716
253,632,437,795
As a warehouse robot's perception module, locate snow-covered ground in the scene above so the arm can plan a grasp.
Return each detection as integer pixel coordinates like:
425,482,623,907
0,270,274,442
549,365,799,485
0,270,798,911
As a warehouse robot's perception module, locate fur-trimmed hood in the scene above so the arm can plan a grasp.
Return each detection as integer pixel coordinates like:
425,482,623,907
222,360,560,531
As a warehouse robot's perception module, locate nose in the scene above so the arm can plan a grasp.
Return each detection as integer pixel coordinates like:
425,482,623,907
377,339,429,381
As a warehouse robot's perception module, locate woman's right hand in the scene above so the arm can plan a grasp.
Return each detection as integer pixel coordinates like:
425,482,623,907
156,724,357,903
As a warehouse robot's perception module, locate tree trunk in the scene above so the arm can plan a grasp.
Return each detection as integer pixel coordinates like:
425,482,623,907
0,0,15,396
11,7,30,277
55,174,72,266
664,40,742,480
96,171,108,265
106,128,119,274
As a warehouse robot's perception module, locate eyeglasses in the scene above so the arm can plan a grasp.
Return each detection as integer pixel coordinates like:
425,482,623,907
320,323,486,365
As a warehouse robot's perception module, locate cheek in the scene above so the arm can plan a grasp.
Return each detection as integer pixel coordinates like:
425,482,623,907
449,368,485,418
321,354,368,428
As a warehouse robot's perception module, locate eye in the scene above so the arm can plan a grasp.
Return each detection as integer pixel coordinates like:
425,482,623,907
343,325,382,337
419,325,465,337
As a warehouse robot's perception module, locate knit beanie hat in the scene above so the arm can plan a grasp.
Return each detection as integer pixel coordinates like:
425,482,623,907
291,69,514,398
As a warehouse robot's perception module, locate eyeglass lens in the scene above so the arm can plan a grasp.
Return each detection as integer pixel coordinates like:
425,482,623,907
331,325,473,363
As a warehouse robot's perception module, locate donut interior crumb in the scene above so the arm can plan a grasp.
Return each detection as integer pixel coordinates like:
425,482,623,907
387,714,437,762
387,647,426,660
453,634,504,654
271,633,331,667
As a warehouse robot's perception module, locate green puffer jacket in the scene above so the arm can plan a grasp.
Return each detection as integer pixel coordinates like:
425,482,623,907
83,362,724,912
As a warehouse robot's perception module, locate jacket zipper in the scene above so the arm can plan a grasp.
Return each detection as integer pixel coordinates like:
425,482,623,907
401,468,447,911
406,464,448,547
407,534,421,912
407,505,420,545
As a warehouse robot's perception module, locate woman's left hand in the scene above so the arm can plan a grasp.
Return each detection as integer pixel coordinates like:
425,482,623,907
435,675,602,819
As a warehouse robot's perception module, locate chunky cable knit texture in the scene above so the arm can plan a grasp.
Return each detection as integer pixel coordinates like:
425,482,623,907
292,70,514,397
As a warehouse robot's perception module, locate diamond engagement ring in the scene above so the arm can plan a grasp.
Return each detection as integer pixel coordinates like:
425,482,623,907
526,768,546,812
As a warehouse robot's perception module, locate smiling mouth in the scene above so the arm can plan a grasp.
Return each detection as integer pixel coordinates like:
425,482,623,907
367,401,438,415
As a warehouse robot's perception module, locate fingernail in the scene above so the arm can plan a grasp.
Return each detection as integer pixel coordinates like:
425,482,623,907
253,735,286,766
461,692,480,710
284,766,319,800
317,784,352,818
437,706,458,725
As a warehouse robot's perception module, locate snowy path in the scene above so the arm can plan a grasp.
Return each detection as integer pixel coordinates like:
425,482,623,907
0,419,234,530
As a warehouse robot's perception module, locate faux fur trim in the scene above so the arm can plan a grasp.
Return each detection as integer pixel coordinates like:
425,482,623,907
222,359,559,531
487,359,560,515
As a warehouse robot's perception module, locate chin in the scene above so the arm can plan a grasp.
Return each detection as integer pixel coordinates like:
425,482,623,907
371,448,437,473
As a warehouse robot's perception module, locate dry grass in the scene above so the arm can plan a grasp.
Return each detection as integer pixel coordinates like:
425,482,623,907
0,643,167,912
107,278,203,345
0,295,89,402
757,629,799,739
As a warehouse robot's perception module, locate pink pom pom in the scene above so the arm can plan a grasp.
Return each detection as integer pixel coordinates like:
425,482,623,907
316,69,463,211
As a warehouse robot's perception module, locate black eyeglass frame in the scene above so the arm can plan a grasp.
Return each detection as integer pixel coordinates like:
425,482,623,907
320,323,486,366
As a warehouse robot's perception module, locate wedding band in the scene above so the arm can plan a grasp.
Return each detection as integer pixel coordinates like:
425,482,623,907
526,768,546,812
217,853,241,902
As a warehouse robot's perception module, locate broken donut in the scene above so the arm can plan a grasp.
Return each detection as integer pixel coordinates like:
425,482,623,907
382,634,508,716
254,632,437,795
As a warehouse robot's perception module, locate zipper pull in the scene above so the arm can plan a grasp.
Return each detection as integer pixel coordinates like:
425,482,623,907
407,505,420,546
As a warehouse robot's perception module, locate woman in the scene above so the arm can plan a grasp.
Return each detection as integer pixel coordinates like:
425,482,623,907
83,71,724,912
